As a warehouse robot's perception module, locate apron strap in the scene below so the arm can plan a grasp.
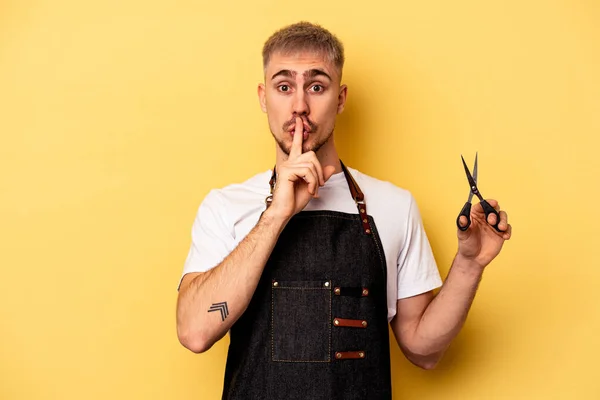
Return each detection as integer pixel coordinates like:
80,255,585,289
340,161,372,235
265,160,373,235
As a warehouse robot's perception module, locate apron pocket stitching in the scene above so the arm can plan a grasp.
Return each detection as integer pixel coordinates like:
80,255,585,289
271,281,332,363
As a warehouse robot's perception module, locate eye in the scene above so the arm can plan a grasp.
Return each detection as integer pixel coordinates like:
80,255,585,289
279,85,290,92
310,85,323,92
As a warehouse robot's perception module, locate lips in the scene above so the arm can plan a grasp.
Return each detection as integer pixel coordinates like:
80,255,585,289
285,118,314,140
289,128,310,140
288,123,311,138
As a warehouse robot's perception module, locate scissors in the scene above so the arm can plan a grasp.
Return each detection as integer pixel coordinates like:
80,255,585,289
457,153,502,232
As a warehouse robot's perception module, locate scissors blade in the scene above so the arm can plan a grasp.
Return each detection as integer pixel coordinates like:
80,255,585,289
461,155,478,197
467,152,478,202
473,152,478,184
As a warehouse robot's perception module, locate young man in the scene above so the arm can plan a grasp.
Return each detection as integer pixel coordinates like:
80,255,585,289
176,21,512,399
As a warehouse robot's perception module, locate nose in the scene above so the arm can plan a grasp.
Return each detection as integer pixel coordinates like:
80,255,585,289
292,89,309,116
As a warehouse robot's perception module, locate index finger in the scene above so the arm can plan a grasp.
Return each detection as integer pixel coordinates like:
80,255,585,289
473,199,500,214
289,117,304,159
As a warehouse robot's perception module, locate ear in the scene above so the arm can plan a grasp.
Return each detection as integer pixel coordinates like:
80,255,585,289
257,83,267,113
336,84,348,114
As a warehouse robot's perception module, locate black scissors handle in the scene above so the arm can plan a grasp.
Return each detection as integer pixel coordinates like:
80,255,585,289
457,202,472,231
457,200,502,232
480,200,502,232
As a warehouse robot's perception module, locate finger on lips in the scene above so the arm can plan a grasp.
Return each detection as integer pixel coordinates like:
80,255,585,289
287,117,326,198
290,117,304,158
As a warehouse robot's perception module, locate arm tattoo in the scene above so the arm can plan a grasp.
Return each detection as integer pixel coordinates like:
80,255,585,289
208,302,229,321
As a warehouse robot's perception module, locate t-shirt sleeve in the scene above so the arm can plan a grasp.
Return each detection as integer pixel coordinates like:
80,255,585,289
396,195,443,299
178,190,235,290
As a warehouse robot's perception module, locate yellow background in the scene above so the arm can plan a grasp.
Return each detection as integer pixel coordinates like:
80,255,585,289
1,0,599,399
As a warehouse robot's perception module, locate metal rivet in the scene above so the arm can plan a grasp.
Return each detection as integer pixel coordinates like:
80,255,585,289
334,319,339,326
362,289,369,296
336,352,342,359
360,208,365,213
273,281,278,287
324,281,330,287
366,229,371,234
362,321,367,327
362,218,368,223
334,288,340,295
359,352,365,358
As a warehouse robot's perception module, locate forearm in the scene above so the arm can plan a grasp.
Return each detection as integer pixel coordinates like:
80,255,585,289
410,255,484,360
176,209,288,353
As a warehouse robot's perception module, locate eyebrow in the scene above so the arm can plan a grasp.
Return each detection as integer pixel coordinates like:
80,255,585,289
270,68,332,82
303,69,332,81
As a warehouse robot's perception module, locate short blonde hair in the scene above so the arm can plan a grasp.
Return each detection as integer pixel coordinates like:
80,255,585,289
262,21,345,76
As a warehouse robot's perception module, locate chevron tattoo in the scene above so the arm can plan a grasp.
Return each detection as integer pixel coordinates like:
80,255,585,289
208,302,229,321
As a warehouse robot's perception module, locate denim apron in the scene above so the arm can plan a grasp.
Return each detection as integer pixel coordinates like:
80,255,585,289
221,161,392,399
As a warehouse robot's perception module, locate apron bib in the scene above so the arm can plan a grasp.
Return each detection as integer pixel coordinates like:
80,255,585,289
221,162,392,399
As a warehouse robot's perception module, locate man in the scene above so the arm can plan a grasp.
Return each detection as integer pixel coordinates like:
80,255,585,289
176,21,512,399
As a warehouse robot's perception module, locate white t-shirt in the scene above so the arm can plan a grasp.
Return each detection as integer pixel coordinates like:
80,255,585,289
180,167,443,322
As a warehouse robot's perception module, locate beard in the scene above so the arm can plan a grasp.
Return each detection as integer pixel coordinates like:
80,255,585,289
273,117,334,156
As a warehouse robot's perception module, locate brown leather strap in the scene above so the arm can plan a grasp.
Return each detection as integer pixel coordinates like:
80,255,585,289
333,317,368,328
334,351,366,360
340,161,372,235
340,161,363,202
265,160,373,235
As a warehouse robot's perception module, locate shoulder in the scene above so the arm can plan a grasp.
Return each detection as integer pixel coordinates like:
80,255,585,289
346,167,420,236
202,170,271,204
349,167,415,208
223,169,272,195
195,169,272,223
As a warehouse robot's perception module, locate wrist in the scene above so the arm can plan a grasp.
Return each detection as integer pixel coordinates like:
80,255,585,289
260,206,291,231
453,253,486,276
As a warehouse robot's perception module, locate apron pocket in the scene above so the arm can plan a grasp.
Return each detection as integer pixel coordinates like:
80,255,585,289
271,280,332,362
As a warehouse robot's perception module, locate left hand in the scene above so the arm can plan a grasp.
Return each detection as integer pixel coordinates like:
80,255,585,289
456,199,512,268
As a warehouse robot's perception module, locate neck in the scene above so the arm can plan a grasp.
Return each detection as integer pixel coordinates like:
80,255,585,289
275,135,342,174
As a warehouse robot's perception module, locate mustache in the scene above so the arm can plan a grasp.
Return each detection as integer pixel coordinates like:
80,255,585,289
282,117,317,132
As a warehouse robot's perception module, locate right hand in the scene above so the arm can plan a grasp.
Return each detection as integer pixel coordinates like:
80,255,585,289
268,117,335,220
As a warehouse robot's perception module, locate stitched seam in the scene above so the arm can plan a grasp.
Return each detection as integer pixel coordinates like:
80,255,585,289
369,217,387,303
328,285,332,362
271,285,275,362
272,359,331,363
371,220,385,274
294,214,359,221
